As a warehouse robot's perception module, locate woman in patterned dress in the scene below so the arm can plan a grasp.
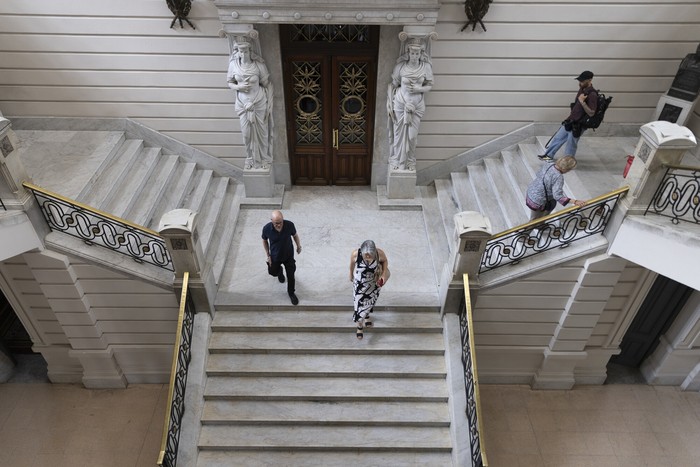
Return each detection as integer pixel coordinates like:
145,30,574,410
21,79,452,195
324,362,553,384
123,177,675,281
349,240,390,340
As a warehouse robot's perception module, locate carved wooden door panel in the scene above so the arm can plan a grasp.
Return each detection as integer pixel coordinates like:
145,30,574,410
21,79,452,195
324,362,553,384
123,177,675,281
281,25,378,185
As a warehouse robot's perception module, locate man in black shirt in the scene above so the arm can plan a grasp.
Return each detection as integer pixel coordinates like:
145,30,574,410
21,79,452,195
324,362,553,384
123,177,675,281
262,210,302,305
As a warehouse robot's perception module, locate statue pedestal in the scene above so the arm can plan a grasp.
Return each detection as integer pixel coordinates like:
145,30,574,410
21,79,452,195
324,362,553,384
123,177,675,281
652,93,697,126
242,166,274,198
387,168,417,199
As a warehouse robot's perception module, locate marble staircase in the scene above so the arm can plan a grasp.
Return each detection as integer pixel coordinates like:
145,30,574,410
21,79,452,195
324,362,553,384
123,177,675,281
50,133,243,285
196,304,456,466
430,137,611,285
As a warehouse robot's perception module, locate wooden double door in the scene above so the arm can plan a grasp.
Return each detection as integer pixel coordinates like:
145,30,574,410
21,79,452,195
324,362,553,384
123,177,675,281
281,25,379,185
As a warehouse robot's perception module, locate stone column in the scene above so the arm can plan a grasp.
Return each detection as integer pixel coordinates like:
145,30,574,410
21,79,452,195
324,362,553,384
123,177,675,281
158,209,214,314
439,211,492,317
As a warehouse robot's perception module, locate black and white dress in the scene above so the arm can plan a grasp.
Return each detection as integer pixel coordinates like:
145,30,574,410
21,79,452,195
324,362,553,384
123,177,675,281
352,249,381,323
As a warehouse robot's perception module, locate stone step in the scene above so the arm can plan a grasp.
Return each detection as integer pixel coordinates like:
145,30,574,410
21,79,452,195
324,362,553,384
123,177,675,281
126,154,180,227
467,161,508,233
450,171,480,213
102,146,161,218
206,353,446,378
204,376,449,402
419,185,450,285
198,425,452,452
74,132,126,200
198,176,230,254
483,155,528,228
434,178,457,248
200,400,450,427
180,169,213,214
211,310,443,332
147,161,196,229
78,138,143,208
196,450,453,467
209,183,244,285
208,331,445,355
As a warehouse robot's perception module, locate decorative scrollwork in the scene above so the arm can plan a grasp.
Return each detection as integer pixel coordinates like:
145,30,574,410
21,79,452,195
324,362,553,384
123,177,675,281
480,190,625,273
459,288,484,467
645,166,700,225
27,186,173,271
159,274,195,467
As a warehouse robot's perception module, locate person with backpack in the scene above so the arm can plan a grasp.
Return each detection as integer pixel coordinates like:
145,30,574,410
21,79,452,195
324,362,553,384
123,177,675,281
538,71,598,162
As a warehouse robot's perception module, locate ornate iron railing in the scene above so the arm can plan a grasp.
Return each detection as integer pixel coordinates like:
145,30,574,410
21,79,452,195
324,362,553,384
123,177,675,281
645,164,700,225
479,187,629,273
23,182,173,271
459,274,487,467
158,272,195,467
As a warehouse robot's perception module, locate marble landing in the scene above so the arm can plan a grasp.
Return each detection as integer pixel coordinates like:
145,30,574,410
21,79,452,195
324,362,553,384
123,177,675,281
216,185,440,309
15,130,123,200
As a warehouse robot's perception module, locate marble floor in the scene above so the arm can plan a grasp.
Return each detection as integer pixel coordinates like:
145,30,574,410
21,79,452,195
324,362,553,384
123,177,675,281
2,374,699,466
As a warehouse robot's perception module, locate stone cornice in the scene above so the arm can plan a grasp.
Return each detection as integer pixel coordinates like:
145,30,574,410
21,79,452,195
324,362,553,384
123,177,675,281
212,0,440,27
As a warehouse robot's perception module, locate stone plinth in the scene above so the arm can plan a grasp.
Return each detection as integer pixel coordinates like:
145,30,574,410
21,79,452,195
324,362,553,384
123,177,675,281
652,93,697,126
387,168,417,199
243,166,275,198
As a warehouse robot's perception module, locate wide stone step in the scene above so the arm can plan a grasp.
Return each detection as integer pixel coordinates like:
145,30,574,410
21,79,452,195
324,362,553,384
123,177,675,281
201,400,449,427
211,310,443,332
434,178,457,247
126,154,179,227
198,425,452,451
208,331,445,355
198,176,230,254
147,161,196,229
483,156,527,228
103,146,161,218
467,161,508,233
78,138,143,208
204,376,449,402
180,169,213,213
206,353,446,378
196,450,454,467
209,183,244,285
450,171,480,213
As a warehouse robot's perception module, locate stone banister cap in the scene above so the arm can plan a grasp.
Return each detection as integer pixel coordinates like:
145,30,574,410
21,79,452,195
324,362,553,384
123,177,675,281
640,121,697,147
158,209,197,234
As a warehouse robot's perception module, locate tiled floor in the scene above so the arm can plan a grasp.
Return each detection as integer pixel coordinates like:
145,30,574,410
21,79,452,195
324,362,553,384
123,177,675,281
2,375,700,466
480,384,700,467
0,379,167,467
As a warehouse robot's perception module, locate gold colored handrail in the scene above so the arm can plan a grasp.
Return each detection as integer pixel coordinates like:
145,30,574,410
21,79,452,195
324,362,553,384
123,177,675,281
157,271,190,466
490,185,630,241
463,273,488,467
22,181,161,236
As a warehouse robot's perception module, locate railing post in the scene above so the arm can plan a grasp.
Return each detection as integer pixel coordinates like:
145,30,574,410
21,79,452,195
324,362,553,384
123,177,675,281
439,211,492,318
0,117,32,211
158,209,215,314
623,121,696,215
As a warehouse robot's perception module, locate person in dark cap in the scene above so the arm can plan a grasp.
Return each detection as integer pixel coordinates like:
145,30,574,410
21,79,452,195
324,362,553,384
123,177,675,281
538,71,598,161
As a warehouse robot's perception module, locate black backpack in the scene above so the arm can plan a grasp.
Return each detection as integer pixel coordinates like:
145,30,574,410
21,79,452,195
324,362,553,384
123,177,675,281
579,90,612,130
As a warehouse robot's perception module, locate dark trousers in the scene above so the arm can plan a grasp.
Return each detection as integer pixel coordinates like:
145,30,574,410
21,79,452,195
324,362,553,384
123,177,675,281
268,257,296,294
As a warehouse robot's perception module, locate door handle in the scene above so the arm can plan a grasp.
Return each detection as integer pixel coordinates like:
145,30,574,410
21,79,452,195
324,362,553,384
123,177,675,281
333,129,339,149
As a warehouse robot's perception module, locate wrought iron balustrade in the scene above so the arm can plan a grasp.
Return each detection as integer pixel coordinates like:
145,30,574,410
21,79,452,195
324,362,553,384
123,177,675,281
645,164,700,225
23,182,173,271
480,187,629,273
158,272,195,467
460,274,487,467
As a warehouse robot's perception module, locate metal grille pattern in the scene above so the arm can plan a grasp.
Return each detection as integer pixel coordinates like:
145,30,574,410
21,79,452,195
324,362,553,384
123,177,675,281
645,165,700,225
338,62,368,145
291,24,369,43
480,190,627,273
159,274,195,467
27,185,173,271
293,61,323,144
459,284,485,467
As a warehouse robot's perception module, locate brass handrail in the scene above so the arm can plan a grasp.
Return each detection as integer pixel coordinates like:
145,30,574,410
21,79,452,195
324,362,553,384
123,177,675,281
23,181,173,270
158,271,191,467
461,273,488,467
23,181,161,235
480,186,630,273
491,185,630,241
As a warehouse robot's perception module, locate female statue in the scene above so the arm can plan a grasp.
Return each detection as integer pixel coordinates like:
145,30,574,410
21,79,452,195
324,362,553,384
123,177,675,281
387,43,433,171
227,42,274,170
